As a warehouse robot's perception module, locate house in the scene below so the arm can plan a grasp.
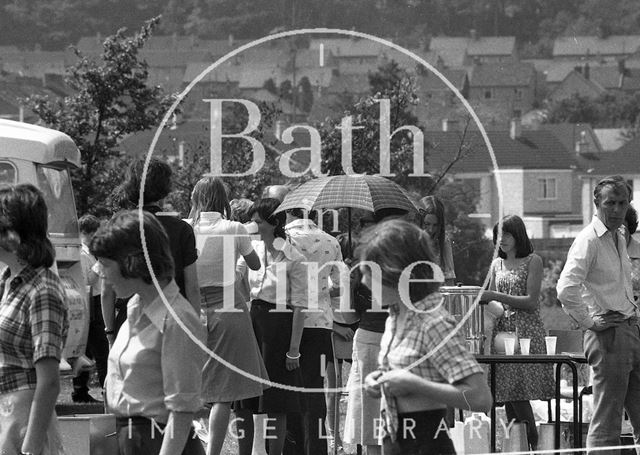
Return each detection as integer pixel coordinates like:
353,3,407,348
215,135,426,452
552,35,640,62
548,69,605,102
412,68,470,130
576,135,640,224
548,61,640,102
425,119,584,238
468,61,536,122
593,128,628,152
429,32,517,67
309,37,385,74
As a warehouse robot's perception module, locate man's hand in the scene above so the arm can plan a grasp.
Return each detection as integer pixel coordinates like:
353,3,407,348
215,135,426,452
590,310,627,331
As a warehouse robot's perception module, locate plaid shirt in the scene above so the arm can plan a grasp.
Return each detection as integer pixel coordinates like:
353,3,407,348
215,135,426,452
378,291,484,441
0,265,68,393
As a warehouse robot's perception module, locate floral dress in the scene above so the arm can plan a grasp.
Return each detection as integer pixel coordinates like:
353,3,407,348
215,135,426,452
490,255,554,403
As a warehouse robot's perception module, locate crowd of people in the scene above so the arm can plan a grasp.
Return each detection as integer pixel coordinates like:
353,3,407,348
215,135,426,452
2,168,640,455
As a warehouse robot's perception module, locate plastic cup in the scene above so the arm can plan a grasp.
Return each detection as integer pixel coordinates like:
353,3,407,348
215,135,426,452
545,336,557,355
519,338,531,355
504,337,515,355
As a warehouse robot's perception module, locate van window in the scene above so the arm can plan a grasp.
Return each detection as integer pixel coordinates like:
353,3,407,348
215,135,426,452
36,165,79,238
0,162,16,185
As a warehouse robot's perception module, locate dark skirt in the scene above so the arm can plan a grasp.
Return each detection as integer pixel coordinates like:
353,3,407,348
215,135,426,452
237,299,305,414
383,409,456,455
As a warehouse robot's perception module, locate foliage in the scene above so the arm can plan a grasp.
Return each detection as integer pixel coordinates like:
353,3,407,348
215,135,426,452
23,17,175,216
545,92,640,137
165,101,281,217
318,61,428,191
540,259,564,308
436,180,494,285
6,0,640,59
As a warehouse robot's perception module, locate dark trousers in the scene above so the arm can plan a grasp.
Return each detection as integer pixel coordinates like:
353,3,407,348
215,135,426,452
284,328,332,455
382,409,456,455
73,296,109,391
115,417,204,455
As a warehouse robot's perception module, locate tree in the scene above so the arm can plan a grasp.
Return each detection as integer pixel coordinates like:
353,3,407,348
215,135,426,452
24,17,174,216
545,92,640,137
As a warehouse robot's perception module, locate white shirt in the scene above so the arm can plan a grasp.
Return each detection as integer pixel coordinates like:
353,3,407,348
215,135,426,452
557,216,636,329
187,212,253,287
286,219,344,329
105,281,205,423
243,239,308,309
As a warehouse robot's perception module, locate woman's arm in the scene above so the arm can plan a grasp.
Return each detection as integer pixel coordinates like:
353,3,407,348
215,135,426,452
158,411,195,455
101,281,117,346
183,262,201,313
21,358,60,454
481,255,543,311
286,307,304,371
376,370,492,414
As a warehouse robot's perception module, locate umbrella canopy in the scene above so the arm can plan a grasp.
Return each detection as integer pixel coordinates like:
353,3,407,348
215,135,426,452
275,174,421,214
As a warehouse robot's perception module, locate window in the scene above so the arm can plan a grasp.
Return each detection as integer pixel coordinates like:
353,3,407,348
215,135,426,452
36,165,79,238
538,178,557,200
484,89,492,99
0,162,17,185
514,88,523,100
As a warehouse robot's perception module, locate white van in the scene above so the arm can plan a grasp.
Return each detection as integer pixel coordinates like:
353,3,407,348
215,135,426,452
0,119,88,360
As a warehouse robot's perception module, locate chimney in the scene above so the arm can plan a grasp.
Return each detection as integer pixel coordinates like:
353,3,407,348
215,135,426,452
470,29,478,41
575,131,589,154
584,62,590,80
228,34,234,47
618,58,627,75
510,117,522,140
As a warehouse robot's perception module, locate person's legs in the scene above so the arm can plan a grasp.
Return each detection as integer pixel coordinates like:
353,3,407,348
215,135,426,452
585,326,632,453
234,409,255,455
623,322,640,453
267,413,287,455
325,360,343,449
505,401,538,450
206,402,231,455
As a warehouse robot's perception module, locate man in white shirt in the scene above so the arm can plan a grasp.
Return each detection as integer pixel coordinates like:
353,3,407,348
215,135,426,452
284,207,344,455
557,175,640,453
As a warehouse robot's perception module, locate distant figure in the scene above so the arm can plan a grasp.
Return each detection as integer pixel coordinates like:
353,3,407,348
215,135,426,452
91,210,205,455
238,198,307,455
557,175,639,452
72,214,109,403
283,207,343,455
186,177,268,455
102,158,200,346
420,195,456,285
0,184,68,455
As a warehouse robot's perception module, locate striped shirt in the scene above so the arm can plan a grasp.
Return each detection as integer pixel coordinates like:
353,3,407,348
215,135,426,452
0,265,68,393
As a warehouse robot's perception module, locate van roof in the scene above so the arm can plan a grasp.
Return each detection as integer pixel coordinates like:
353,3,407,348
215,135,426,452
0,119,80,167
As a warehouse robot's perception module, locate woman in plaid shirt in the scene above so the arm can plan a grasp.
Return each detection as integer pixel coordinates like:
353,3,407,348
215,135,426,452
360,220,492,455
0,184,68,455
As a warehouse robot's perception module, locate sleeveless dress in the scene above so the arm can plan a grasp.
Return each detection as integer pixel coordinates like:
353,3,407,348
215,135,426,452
490,255,554,403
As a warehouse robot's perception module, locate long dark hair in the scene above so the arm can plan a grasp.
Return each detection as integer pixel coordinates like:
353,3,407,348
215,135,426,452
492,215,534,259
90,210,174,284
0,184,55,268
